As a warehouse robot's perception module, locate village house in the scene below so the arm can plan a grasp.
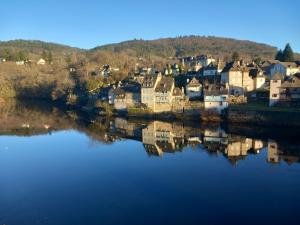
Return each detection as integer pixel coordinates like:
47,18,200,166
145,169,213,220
197,54,216,67
185,77,202,99
37,58,46,65
270,62,299,78
269,73,284,106
221,61,253,96
101,64,111,77
204,87,229,112
249,68,266,89
278,73,300,106
16,60,25,65
113,84,141,111
141,73,177,113
203,60,224,77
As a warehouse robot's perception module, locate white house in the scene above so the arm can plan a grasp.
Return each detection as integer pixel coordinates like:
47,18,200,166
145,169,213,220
198,55,216,67
204,88,229,112
203,61,223,77
269,73,284,106
185,77,202,99
37,58,46,65
16,61,25,65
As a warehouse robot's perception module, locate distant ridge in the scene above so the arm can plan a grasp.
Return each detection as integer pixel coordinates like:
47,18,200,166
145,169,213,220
1,36,299,60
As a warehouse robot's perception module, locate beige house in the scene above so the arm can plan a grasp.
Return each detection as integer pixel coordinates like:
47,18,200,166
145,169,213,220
249,68,266,89
111,84,141,111
221,61,254,96
269,73,284,106
141,73,176,113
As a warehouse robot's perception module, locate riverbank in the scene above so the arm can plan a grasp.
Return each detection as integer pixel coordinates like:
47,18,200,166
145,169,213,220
227,103,300,127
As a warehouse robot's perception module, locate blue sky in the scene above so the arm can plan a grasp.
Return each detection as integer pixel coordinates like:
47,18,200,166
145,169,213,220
1,0,299,52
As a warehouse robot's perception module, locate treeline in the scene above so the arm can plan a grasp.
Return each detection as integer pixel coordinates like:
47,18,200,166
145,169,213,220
92,35,283,60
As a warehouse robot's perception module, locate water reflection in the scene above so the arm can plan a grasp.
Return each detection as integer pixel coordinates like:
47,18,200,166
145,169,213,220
1,99,300,166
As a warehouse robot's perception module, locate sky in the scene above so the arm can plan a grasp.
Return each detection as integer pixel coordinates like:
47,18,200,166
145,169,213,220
0,0,299,52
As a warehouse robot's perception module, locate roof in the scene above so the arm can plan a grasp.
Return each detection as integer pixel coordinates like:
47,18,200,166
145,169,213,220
187,77,201,87
249,68,264,78
142,74,158,88
271,72,284,81
280,62,298,68
173,87,184,96
155,76,174,92
280,73,300,88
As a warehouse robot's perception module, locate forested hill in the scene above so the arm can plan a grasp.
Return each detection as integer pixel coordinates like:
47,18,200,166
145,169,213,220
1,36,299,61
0,40,81,59
91,36,280,60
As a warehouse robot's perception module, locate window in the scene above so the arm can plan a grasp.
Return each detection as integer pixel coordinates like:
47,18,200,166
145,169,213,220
272,94,278,97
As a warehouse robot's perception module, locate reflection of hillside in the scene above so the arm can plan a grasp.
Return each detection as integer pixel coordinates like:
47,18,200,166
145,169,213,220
0,100,75,136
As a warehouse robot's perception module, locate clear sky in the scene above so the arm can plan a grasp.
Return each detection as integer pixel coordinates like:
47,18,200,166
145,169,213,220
1,0,299,52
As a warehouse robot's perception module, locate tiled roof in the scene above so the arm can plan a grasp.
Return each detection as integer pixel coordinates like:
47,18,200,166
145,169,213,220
142,74,158,88
155,76,174,92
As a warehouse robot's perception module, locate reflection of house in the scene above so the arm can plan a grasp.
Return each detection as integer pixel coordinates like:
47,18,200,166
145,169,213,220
267,140,300,165
142,121,185,156
185,77,202,99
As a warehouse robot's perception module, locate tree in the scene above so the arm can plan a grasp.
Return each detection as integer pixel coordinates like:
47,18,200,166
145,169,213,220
47,51,53,64
231,51,239,61
253,57,262,65
282,43,294,62
275,49,283,61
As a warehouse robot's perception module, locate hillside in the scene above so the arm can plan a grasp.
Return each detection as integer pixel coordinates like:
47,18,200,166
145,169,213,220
91,36,281,60
0,39,81,54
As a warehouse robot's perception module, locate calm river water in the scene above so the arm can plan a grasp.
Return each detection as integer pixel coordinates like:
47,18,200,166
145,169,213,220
0,100,300,225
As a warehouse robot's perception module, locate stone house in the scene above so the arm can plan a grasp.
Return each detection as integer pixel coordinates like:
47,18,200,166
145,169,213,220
221,61,254,96
203,61,224,77
111,84,141,111
204,87,229,112
249,68,266,89
185,77,202,99
269,73,284,106
141,73,177,113
197,55,216,67
278,73,300,105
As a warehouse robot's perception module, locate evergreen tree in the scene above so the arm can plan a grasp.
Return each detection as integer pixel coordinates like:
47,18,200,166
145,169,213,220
275,49,283,61
282,43,294,62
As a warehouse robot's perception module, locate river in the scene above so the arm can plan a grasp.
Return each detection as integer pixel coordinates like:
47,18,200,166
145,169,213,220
0,100,299,225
